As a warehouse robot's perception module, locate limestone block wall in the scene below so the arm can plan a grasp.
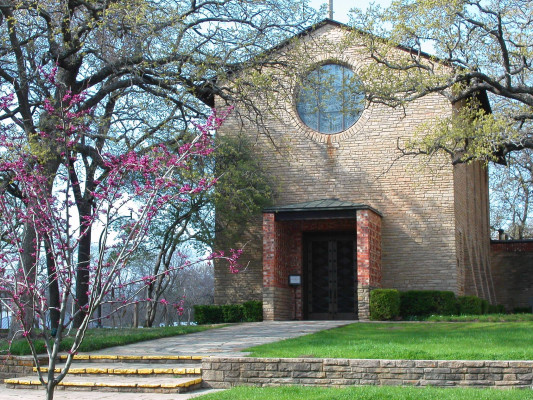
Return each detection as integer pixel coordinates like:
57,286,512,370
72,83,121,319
0,356,44,379
202,357,533,389
215,21,492,309
214,215,263,305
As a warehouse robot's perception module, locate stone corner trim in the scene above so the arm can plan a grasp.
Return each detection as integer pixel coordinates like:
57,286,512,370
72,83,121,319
201,357,533,389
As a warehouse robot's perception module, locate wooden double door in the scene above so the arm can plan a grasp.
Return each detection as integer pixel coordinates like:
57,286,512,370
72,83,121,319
304,233,357,320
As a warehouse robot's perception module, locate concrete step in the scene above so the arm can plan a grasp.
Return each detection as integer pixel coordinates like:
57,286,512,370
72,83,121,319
33,362,201,378
4,375,203,393
4,354,206,393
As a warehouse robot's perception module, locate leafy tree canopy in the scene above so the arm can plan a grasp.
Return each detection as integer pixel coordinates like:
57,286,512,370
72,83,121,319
0,0,319,156
349,0,532,163
0,0,318,330
491,149,533,238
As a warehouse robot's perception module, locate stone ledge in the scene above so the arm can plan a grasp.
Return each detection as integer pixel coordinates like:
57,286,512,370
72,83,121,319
0,355,45,379
201,357,533,390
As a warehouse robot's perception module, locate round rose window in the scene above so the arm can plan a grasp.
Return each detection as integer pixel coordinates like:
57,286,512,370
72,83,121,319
296,64,365,134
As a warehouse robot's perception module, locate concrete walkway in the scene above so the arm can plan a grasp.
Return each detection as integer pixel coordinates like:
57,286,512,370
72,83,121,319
88,321,352,357
0,388,222,399
1,321,353,399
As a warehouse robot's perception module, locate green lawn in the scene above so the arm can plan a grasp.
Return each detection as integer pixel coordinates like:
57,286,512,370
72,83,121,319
426,314,533,322
196,386,533,400
245,322,533,360
0,324,221,355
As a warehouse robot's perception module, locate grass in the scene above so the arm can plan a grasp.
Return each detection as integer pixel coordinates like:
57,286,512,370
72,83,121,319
196,386,533,400
426,313,533,322
245,322,533,360
0,324,221,355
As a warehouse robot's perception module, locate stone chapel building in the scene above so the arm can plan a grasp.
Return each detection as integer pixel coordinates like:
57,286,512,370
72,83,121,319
214,20,505,320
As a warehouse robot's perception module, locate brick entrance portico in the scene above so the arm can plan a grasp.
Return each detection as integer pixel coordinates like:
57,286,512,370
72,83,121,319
262,200,382,321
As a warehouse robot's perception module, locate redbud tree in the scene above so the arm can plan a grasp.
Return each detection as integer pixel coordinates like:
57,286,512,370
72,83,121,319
0,87,238,400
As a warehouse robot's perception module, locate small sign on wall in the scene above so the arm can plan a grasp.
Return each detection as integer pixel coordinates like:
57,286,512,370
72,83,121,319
289,274,301,286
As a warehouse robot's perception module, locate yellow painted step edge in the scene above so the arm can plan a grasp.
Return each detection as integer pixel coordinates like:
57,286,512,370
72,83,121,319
137,383,161,388
94,382,138,388
108,368,138,374
33,366,201,375
61,381,95,387
150,368,174,374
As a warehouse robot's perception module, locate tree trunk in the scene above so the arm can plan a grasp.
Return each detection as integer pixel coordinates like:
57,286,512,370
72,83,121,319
73,204,92,328
144,297,158,328
46,377,56,400
44,237,60,334
9,223,38,340
132,303,139,328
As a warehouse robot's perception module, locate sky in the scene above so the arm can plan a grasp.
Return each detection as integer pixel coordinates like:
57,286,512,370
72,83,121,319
308,0,391,23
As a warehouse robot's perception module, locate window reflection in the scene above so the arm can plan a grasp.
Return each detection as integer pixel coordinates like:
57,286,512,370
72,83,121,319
297,64,364,134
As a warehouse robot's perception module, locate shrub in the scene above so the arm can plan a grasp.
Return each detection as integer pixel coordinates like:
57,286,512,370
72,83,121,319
243,300,263,322
195,303,258,324
512,306,532,314
194,305,224,324
399,290,457,318
370,289,400,320
481,299,489,315
488,304,506,314
434,291,458,315
222,304,244,323
457,296,483,315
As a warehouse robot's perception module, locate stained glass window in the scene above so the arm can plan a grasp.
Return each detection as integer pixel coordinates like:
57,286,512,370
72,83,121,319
296,64,365,134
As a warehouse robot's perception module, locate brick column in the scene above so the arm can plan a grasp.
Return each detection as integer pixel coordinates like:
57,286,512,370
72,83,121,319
262,213,292,320
356,209,382,320
262,213,276,320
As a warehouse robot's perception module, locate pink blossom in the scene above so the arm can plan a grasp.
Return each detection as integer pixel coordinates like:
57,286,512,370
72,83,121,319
0,79,234,361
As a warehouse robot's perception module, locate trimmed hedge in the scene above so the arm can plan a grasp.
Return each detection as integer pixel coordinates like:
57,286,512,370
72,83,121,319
370,289,400,320
243,300,263,322
370,289,502,320
399,290,457,318
195,302,263,324
488,304,507,314
457,296,484,315
481,299,489,315
512,306,532,314
197,293,505,323
194,305,224,324
222,304,244,323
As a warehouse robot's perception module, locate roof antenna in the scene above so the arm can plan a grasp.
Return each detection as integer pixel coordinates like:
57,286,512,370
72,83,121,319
328,0,334,20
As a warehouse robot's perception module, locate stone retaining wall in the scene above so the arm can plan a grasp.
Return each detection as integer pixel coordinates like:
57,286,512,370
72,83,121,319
202,357,533,389
0,355,44,380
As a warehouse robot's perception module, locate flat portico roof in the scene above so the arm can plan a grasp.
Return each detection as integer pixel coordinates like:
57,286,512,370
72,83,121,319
263,198,382,221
